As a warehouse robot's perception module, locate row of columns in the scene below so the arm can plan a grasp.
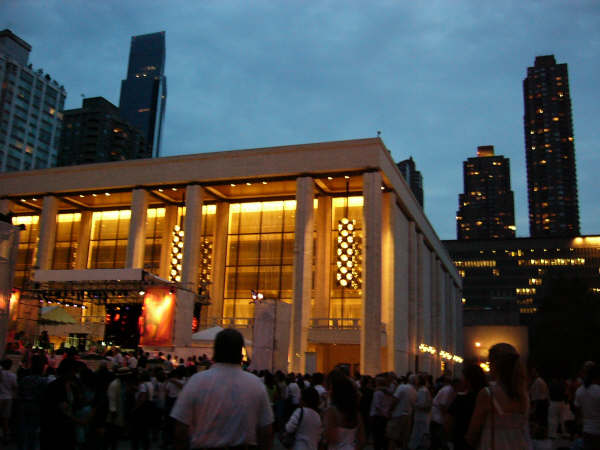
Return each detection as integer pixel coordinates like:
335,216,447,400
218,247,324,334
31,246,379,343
17,172,462,374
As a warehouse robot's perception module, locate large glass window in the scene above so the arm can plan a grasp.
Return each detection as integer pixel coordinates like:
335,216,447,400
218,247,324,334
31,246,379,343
52,213,81,269
143,208,165,275
330,196,363,324
12,215,39,288
88,210,131,269
197,205,216,289
224,201,296,324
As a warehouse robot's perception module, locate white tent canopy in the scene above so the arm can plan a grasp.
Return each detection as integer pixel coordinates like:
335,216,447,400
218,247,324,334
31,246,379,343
191,326,224,341
191,326,252,346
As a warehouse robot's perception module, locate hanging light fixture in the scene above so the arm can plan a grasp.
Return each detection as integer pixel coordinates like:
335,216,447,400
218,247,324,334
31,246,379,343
199,239,212,291
170,224,184,282
335,178,362,289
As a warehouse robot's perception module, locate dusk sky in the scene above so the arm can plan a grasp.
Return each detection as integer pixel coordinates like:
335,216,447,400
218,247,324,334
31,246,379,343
3,1,599,240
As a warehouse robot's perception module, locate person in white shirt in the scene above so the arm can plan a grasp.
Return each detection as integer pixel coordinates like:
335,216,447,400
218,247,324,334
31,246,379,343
171,329,274,450
288,376,302,408
312,373,328,411
285,387,322,450
386,374,417,450
574,364,600,449
0,359,17,443
127,353,138,369
430,378,457,449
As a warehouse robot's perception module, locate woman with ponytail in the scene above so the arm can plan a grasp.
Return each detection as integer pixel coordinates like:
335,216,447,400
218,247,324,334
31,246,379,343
466,343,532,449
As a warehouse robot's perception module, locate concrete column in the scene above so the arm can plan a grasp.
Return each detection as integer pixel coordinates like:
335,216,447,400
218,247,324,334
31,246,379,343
314,196,331,319
407,221,418,371
173,289,195,346
382,193,410,375
173,185,204,348
361,171,383,376
290,176,314,373
126,189,148,269
181,185,204,291
159,206,178,279
208,202,230,325
75,211,92,269
0,199,10,215
439,268,447,351
35,195,59,270
417,234,434,372
455,284,464,356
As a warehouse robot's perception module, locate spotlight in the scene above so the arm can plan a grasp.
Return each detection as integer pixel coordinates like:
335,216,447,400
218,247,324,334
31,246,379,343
138,290,145,296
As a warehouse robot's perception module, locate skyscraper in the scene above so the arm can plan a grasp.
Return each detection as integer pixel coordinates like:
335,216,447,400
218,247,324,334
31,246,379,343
119,31,166,158
58,97,147,166
457,146,515,240
0,29,66,172
397,157,424,207
523,55,579,237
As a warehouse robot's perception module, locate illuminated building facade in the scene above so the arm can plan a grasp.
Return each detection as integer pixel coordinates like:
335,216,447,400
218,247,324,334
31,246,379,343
0,138,463,375
444,236,600,326
457,146,515,240
524,55,579,237
58,97,148,166
0,29,66,172
119,32,166,158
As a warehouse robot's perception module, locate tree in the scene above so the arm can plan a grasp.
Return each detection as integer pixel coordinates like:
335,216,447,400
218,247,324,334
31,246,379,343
531,277,600,377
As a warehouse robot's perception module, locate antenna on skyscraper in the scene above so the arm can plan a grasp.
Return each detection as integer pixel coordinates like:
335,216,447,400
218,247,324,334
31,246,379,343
377,130,381,137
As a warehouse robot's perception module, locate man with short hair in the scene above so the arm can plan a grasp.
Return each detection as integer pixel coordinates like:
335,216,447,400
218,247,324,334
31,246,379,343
171,329,273,450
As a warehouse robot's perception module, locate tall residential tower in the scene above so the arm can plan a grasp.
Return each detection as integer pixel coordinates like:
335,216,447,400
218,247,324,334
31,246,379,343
523,55,579,237
0,30,66,172
119,31,166,158
457,146,515,240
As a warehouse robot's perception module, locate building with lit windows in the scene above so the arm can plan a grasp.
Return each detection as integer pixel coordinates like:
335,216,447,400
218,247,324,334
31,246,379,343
0,29,66,172
119,32,166,158
0,138,462,375
443,236,600,326
58,97,148,166
524,55,579,237
457,146,515,240
396,157,424,208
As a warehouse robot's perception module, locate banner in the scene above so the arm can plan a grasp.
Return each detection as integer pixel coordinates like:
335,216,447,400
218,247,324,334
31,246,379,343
139,288,175,346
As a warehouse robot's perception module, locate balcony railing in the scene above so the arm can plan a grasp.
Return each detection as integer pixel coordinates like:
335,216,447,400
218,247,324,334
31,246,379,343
310,318,361,329
217,317,362,330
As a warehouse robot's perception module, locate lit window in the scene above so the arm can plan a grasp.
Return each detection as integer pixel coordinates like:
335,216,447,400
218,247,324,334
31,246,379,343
137,108,150,113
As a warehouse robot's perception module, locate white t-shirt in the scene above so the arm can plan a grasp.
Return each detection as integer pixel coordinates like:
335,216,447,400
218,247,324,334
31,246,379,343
137,381,154,402
431,385,454,424
575,384,600,435
170,363,274,448
0,370,17,400
166,378,184,399
288,382,301,405
391,383,417,417
128,356,138,369
286,407,322,450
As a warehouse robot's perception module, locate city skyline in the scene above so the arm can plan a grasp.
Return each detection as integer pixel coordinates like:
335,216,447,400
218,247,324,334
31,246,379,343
2,1,599,239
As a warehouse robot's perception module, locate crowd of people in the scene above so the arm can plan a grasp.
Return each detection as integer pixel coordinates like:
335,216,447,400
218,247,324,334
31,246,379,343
0,333,599,450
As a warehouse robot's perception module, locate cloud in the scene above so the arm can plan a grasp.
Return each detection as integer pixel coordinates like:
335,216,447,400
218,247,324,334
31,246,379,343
3,0,599,238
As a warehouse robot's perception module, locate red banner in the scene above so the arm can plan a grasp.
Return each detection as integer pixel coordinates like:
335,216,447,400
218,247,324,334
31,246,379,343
139,288,175,346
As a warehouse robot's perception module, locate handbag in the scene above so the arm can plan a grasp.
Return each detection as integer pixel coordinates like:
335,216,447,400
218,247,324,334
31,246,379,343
279,407,304,449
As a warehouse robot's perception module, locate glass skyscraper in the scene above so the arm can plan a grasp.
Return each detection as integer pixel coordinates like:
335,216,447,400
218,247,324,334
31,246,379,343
523,55,579,237
119,31,166,158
